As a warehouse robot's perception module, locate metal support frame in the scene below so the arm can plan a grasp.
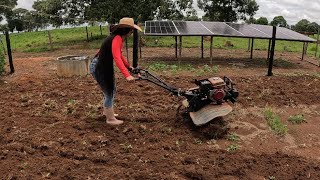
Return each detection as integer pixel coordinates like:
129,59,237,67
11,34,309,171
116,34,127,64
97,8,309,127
175,36,178,58
210,36,213,64
139,36,142,59
267,39,271,60
315,29,319,57
133,28,139,68
302,42,306,61
201,36,204,59
267,26,276,76
250,38,254,59
179,36,182,58
125,37,129,64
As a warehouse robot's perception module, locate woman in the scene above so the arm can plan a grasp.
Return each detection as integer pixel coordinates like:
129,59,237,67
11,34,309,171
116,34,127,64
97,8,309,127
90,17,142,125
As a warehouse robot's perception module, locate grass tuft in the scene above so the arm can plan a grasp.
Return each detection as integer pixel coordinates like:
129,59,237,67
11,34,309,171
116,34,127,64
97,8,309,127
288,114,306,124
264,107,288,136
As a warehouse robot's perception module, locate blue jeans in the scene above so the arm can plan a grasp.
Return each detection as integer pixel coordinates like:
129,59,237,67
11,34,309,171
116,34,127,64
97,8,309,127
90,57,116,108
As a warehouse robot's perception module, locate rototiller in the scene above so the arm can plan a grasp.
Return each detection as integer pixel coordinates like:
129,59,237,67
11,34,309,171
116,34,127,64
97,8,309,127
131,68,239,126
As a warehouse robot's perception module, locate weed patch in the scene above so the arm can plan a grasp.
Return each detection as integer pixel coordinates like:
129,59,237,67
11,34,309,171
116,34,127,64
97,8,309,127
288,114,306,124
264,107,288,136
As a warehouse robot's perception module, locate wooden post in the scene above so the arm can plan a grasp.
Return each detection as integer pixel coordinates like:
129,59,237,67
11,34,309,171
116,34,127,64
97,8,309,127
201,36,204,59
267,26,276,76
48,31,53,51
210,36,213,64
100,25,103,36
5,31,14,74
86,26,89,41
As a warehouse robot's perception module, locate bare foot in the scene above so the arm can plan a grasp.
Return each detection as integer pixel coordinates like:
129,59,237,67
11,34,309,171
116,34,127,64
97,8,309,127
106,118,123,125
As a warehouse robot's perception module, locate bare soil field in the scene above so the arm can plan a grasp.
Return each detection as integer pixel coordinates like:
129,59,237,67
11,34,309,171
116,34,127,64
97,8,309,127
0,47,320,179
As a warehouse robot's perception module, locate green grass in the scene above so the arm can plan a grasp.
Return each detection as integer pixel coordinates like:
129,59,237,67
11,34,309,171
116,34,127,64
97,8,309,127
1,25,319,56
288,114,306,124
264,107,288,136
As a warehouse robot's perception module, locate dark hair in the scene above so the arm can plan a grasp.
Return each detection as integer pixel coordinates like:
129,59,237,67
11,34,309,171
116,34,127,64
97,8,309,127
112,28,132,36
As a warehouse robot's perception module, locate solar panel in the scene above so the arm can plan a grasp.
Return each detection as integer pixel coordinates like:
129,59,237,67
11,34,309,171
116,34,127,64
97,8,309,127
143,20,316,42
277,27,316,42
226,23,269,38
201,21,242,36
173,21,211,35
144,21,178,35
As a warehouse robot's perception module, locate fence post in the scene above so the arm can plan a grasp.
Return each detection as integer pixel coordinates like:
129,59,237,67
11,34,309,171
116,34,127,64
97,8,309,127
48,31,53,51
86,26,89,41
5,31,14,74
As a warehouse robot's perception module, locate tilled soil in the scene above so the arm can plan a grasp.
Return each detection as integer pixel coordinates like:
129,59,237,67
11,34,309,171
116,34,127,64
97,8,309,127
0,48,320,179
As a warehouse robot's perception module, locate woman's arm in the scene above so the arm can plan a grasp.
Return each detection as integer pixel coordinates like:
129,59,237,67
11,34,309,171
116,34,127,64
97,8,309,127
112,35,130,78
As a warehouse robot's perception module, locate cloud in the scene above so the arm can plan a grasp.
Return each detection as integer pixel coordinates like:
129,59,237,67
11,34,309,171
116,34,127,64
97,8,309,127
16,0,35,10
16,0,320,25
255,0,320,25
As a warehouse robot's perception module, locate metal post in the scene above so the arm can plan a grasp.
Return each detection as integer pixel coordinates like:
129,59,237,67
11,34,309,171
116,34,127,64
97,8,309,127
201,36,204,59
210,36,213,64
250,38,254,59
139,36,142,59
267,26,276,76
5,31,14,74
100,25,102,36
302,42,305,61
267,39,271,60
175,36,178,58
315,29,319,57
133,27,139,68
126,37,129,64
248,38,251,51
179,36,182,58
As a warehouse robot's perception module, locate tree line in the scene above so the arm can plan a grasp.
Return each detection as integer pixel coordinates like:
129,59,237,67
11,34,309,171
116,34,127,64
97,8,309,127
0,0,319,34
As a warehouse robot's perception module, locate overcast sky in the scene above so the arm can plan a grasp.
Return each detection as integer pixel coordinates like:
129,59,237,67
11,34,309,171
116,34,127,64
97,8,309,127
16,0,320,25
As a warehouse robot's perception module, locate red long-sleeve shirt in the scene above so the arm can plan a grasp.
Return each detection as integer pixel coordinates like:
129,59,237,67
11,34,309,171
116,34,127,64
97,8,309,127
112,35,131,78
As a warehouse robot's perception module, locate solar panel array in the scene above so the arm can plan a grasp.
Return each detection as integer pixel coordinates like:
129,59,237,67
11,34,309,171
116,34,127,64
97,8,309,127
144,21,316,42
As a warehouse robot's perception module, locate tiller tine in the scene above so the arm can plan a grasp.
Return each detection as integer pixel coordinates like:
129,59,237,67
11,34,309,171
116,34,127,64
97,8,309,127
182,100,232,126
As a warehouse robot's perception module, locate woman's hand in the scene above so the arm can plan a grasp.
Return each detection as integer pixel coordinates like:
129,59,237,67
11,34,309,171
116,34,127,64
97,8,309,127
126,75,136,81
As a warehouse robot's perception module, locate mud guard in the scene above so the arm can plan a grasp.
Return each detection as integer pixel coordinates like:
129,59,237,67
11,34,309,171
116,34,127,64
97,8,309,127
182,100,233,126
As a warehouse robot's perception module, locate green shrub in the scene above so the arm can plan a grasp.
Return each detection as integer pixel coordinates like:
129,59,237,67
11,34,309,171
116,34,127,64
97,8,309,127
0,49,5,75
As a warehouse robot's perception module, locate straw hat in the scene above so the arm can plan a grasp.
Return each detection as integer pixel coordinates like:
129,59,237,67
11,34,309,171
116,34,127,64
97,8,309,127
111,17,142,32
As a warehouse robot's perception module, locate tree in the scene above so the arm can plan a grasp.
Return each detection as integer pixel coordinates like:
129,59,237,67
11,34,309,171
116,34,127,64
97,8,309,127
270,16,288,27
245,16,256,24
6,8,30,32
197,0,259,22
294,19,309,32
0,0,18,23
306,22,319,33
33,0,65,27
84,0,195,23
256,17,268,25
